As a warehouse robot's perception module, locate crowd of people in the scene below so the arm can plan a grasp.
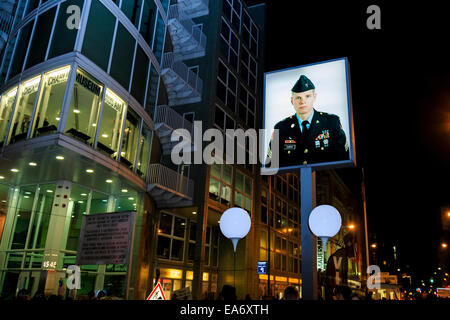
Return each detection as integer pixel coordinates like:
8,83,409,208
0,289,122,301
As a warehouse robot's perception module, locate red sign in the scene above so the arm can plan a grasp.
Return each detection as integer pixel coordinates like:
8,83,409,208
146,282,166,300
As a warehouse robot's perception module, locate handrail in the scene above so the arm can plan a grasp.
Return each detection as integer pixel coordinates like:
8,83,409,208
155,105,193,133
148,164,194,198
162,52,203,95
0,10,13,37
168,4,207,51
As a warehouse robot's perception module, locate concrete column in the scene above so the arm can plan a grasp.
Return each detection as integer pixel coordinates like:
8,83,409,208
42,181,73,296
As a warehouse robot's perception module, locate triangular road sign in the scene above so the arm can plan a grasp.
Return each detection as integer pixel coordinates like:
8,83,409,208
146,282,166,300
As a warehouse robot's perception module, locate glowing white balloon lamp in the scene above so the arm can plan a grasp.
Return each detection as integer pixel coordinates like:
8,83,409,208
219,207,252,252
308,205,342,247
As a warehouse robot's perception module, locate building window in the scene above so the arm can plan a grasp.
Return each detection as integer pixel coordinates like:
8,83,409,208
234,171,252,215
9,22,33,79
157,212,186,261
222,0,241,32
9,184,56,251
65,185,90,251
136,122,152,179
209,164,232,206
97,89,126,158
152,10,165,64
216,60,237,111
31,66,70,139
214,105,235,131
0,87,18,146
131,46,149,106
238,84,255,127
120,107,141,169
48,0,84,59
240,47,257,93
260,230,267,260
261,188,268,224
110,22,136,90
121,0,143,28
26,7,57,69
66,68,103,144
204,226,211,266
7,75,41,144
188,222,196,262
219,19,239,71
139,0,157,46
82,0,116,71
211,227,219,267
241,9,258,57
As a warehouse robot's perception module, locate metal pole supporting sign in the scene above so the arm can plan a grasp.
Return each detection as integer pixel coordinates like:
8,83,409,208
300,166,318,300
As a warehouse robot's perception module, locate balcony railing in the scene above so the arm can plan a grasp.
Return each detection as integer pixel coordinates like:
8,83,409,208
154,105,193,134
148,164,194,201
161,52,203,105
0,10,13,39
167,4,206,60
177,0,209,19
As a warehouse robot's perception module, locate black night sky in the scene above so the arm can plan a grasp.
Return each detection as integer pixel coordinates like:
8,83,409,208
245,0,450,282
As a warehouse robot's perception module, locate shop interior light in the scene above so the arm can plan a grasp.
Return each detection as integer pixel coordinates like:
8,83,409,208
28,162,37,166
47,66,70,78
192,211,197,215
0,176,4,179
106,89,124,105
23,77,41,89
7,88,17,97
128,197,134,200
86,169,94,173
121,189,128,193
81,193,87,196
73,109,80,113
106,179,113,183
56,156,64,160
10,168,19,172
46,190,53,193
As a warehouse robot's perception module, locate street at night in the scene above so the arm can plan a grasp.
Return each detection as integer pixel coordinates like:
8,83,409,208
0,0,448,317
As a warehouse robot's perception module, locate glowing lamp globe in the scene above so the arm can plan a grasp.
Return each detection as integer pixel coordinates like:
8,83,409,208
308,205,342,247
219,207,251,252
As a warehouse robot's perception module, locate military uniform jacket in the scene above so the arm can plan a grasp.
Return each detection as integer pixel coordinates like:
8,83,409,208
270,109,349,167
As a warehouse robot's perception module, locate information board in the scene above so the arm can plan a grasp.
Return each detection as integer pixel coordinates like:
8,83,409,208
76,211,135,265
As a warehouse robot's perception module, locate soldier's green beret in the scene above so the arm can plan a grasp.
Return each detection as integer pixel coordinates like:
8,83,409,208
292,75,315,93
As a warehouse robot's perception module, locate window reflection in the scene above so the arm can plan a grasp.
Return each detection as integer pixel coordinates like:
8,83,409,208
8,76,41,144
32,66,71,138
97,89,125,158
66,68,103,144
136,122,151,179
120,108,140,168
65,185,90,251
0,87,17,146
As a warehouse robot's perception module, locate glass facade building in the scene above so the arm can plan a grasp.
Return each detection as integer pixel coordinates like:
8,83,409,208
0,0,174,300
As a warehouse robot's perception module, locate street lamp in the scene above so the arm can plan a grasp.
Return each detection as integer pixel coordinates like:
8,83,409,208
442,243,448,249
219,207,252,289
308,205,342,249
219,207,251,252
